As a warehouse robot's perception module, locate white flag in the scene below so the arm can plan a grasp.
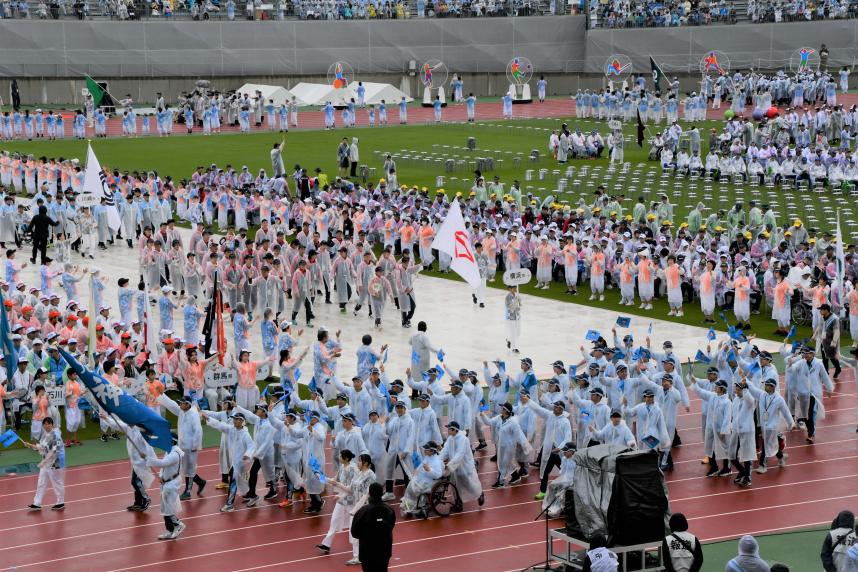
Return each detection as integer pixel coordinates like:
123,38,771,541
83,144,121,232
431,199,481,289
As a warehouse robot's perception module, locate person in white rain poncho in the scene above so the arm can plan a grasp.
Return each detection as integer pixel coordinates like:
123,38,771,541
99,415,155,512
399,441,444,517
690,378,733,477
523,392,572,501
787,345,833,444
440,421,485,507
157,394,206,501
728,379,759,487
624,388,670,457
408,394,443,452
233,402,278,504
201,410,255,513
749,378,794,474
315,448,360,562
589,409,636,448
382,399,415,501
145,441,187,540
542,442,576,518
481,402,532,488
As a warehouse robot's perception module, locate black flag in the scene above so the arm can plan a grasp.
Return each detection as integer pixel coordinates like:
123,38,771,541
637,110,646,147
201,270,223,361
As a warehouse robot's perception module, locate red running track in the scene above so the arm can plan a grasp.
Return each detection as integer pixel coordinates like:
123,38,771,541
0,371,854,572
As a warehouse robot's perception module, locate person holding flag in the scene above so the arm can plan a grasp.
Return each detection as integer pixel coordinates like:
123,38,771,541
201,409,255,513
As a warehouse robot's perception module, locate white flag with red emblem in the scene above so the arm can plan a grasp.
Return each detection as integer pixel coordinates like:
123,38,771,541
431,199,481,289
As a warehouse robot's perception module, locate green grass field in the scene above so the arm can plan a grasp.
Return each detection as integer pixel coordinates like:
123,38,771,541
1,118,855,345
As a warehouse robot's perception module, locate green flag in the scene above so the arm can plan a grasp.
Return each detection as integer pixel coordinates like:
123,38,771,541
85,75,105,107
650,56,665,93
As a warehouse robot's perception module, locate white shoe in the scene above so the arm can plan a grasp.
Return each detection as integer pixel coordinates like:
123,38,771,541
220,504,235,513
639,303,646,309
778,454,788,467
668,309,675,316
589,295,596,301
676,311,684,317
246,496,260,507
171,521,186,539
346,558,361,566
754,465,767,474
599,295,604,301
381,492,395,501
158,531,174,540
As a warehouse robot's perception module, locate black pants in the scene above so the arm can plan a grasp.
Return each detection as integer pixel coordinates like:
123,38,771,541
132,470,150,506
805,396,817,437
731,441,751,478
350,161,358,177
539,452,562,493
32,237,48,264
291,298,314,323
361,557,390,572
401,294,416,323
163,515,180,531
385,455,411,493
822,355,842,378
246,458,272,498
340,284,353,310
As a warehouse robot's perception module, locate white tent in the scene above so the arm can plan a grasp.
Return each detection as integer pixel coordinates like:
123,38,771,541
346,81,413,105
289,82,353,107
235,83,295,107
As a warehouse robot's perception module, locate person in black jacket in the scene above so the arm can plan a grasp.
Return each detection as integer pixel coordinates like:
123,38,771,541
821,510,856,572
26,205,59,265
350,482,396,572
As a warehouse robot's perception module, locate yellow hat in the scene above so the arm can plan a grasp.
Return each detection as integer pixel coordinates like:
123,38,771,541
663,220,673,227
761,231,770,238
679,222,688,228
490,193,497,199
784,230,792,236
400,185,408,190
700,224,707,230
530,200,538,206
610,211,617,216
809,238,816,244
421,186,428,191
714,226,724,232
456,192,463,197
646,213,656,220
379,178,386,184
437,189,445,194
743,231,752,239
624,214,633,221
469,191,476,196
593,207,602,213
794,219,802,227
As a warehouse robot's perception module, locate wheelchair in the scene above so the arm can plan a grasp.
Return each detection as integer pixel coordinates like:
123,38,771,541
413,475,462,520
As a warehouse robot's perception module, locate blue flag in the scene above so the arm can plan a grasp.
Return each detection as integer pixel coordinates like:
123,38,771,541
728,326,748,342
694,350,711,364
479,400,489,412
383,349,388,364
411,451,422,468
261,386,269,398
647,322,653,335
369,353,378,365
707,327,717,341
614,348,626,360
437,348,445,362
294,368,301,381
786,325,796,340
632,347,642,361
726,349,737,363
1,429,19,448
308,454,322,473
498,360,506,372
59,348,173,452
436,366,445,380
748,361,761,374
308,377,317,393
615,316,631,328
0,288,17,381
411,350,420,364
585,329,601,342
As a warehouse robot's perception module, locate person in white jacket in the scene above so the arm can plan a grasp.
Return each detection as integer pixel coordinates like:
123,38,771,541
749,378,795,474
145,442,187,540
157,394,206,501
201,410,255,513
269,409,305,508
691,378,733,477
624,388,670,457
294,409,328,513
440,421,485,508
409,394,443,453
428,379,472,435
361,409,388,485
